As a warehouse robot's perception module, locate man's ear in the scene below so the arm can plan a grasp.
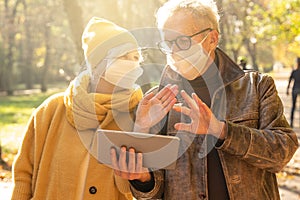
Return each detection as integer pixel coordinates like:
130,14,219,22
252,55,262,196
209,30,219,49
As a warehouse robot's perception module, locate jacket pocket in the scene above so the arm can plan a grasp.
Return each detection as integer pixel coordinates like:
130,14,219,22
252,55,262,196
228,112,259,128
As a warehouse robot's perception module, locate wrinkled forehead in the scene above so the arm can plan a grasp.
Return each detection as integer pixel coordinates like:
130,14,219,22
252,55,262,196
159,9,207,40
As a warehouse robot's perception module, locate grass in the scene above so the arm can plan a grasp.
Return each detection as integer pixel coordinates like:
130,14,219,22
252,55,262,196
0,89,64,168
0,95,45,125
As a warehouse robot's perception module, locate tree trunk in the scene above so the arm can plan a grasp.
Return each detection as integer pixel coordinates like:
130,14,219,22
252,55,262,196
216,0,226,50
245,39,259,71
41,24,51,93
4,36,15,95
2,0,23,95
62,0,84,65
23,1,34,89
3,0,15,96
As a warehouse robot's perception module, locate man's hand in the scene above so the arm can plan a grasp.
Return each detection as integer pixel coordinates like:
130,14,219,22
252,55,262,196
111,147,151,182
134,84,178,132
173,90,226,139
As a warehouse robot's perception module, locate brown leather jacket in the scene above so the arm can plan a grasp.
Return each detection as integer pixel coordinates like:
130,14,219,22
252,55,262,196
131,48,298,200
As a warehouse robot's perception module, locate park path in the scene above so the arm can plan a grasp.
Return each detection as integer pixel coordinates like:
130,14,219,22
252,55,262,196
0,71,299,199
273,71,300,200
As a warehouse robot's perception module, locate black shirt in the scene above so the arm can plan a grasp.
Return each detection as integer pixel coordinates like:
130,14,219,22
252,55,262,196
188,61,230,200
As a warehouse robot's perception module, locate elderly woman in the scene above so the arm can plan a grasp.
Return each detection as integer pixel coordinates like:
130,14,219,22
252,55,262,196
11,17,177,200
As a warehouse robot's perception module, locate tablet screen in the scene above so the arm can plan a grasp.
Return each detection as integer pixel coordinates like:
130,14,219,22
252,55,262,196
97,129,180,170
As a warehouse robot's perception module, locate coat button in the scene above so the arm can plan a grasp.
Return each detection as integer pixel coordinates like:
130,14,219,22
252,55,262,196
89,186,97,194
198,149,205,158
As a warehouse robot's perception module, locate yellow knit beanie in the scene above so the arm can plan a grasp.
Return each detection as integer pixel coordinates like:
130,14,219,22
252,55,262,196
82,17,138,73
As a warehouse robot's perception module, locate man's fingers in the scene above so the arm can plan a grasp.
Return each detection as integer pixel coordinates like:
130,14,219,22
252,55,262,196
192,93,211,117
180,90,198,111
173,104,191,116
192,93,206,108
174,122,191,132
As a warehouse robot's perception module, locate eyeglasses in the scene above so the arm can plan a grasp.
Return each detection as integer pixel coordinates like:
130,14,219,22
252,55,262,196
157,28,212,54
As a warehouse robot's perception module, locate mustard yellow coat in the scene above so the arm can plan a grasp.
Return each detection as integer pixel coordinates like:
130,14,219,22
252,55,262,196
12,74,143,200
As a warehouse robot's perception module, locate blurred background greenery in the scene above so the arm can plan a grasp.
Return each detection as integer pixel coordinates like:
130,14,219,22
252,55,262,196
0,0,300,96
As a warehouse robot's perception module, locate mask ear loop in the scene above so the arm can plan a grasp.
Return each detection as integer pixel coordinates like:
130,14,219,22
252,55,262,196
197,31,210,46
181,33,212,75
195,31,212,63
94,44,126,89
194,44,212,68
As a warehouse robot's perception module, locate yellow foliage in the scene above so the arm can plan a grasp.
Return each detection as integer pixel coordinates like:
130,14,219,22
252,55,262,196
34,47,46,57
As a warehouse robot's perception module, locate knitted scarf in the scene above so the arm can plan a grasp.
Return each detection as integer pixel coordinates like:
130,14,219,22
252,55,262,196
64,70,143,131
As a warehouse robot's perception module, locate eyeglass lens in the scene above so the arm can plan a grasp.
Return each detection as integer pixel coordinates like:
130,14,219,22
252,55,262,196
158,28,212,54
158,35,192,54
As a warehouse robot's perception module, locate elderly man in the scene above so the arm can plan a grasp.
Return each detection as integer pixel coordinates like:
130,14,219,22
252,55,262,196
111,0,298,199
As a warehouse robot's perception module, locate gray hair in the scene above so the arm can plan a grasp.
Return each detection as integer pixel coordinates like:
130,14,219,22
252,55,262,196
156,0,220,32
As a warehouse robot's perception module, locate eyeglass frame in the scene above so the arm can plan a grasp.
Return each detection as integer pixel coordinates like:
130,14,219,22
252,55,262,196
157,28,213,54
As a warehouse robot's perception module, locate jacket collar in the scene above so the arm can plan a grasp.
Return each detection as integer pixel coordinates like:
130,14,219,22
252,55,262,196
215,48,245,87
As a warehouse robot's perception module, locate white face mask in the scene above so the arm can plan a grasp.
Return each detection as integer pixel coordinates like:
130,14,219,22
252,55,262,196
104,59,143,89
167,36,211,80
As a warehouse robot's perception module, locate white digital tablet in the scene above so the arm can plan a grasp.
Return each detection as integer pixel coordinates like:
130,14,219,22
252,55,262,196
97,129,180,170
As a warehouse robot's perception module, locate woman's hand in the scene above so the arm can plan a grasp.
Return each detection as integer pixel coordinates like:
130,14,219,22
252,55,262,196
111,147,151,182
134,84,178,132
173,90,226,139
